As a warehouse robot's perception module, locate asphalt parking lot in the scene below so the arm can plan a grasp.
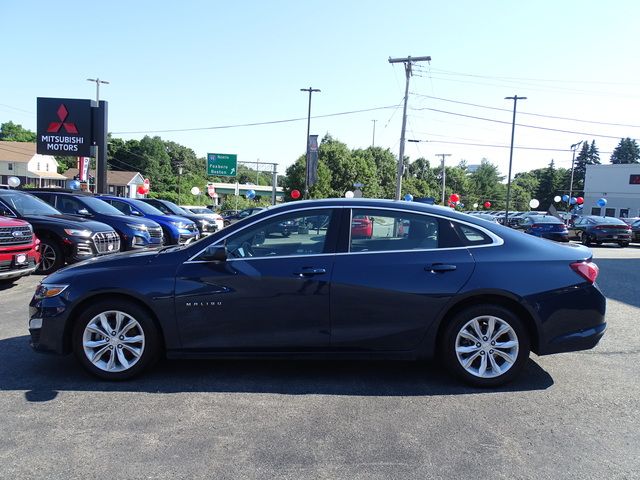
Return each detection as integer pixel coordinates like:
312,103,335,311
1,243,639,479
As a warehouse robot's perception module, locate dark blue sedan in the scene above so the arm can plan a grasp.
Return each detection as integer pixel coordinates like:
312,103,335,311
27,199,606,387
517,214,569,242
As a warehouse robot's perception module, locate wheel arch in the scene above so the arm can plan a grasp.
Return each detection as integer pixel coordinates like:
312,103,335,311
430,293,540,356
62,292,167,355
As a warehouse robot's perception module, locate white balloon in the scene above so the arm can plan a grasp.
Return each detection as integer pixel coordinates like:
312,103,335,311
529,199,540,209
553,196,561,203
7,176,20,187
473,203,479,209
190,186,201,195
345,190,354,198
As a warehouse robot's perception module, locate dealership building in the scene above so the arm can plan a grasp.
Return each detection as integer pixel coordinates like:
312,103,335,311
584,164,640,218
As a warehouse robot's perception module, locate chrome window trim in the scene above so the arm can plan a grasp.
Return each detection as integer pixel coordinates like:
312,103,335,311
185,206,342,263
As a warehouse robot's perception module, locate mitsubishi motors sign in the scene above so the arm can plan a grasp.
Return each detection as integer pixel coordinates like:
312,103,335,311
37,97,93,156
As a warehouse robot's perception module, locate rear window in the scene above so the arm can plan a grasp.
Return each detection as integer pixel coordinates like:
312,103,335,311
452,222,494,246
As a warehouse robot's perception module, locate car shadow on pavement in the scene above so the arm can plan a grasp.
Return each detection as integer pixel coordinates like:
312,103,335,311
591,258,640,308
0,336,553,401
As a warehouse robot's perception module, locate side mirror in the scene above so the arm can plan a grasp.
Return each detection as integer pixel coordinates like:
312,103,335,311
131,210,142,216
78,208,91,216
201,245,227,262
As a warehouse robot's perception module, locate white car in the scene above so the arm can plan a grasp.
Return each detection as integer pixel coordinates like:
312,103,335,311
180,205,225,231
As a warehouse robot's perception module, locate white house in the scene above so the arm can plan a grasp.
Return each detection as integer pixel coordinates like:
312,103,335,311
584,164,640,218
0,141,67,187
63,168,145,198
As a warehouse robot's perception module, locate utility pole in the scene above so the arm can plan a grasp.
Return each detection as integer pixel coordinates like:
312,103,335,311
568,140,584,204
436,153,451,204
388,55,431,200
504,95,527,225
86,78,109,193
256,158,260,185
371,119,377,147
300,87,320,199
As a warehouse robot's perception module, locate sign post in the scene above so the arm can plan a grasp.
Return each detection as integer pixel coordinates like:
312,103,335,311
207,153,237,177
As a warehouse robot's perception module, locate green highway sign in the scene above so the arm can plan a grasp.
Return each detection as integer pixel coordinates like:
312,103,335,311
207,153,237,176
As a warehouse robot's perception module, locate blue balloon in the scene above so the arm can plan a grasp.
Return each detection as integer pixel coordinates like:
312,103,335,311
246,189,256,200
561,194,569,202
597,198,607,207
403,193,413,202
69,180,81,190
569,197,577,205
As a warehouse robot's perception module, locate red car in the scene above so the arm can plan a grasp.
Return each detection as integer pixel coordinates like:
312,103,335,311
0,216,40,282
351,215,373,238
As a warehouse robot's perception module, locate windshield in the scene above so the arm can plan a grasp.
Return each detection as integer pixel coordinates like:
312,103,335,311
82,196,125,215
163,200,189,216
188,207,212,214
128,199,166,215
0,192,60,216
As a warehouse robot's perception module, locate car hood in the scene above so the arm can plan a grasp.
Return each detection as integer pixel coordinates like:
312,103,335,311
0,217,30,228
23,214,115,232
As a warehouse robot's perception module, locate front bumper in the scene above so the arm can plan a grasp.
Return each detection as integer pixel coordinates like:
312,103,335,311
28,295,71,355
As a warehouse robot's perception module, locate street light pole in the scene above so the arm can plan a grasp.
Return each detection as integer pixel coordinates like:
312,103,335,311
177,165,183,205
568,140,584,204
388,55,431,200
504,95,527,225
300,87,320,199
87,78,109,193
436,153,451,204
371,119,377,147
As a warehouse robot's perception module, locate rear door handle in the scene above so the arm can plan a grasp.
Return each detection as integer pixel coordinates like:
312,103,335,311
425,263,457,273
294,267,327,277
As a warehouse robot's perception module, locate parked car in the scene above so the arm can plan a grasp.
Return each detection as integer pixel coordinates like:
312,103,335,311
620,217,640,226
516,215,569,242
569,215,631,247
179,205,225,231
631,219,640,243
140,199,219,236
351,214,373,238
468,213,499,223
0,216,40,282
0,190,120,274
29,198,605,387
97,196,199,245
30,190,163,251
222,207,266,226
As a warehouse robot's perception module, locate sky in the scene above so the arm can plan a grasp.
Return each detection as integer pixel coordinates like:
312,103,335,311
2,0,639,182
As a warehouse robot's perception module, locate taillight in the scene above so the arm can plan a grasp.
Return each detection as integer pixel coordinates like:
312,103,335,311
571,261,599,284
531,224,541,229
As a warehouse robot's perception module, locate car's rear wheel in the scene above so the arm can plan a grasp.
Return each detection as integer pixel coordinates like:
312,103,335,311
72,300,160,380
37,239,64,274
619,241,629,248
581,232,591,246
441,305,530,387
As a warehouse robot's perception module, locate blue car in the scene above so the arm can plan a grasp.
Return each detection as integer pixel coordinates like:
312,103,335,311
28,198,605,387
517,214,569,242
97,195,199,245
30,190,164,250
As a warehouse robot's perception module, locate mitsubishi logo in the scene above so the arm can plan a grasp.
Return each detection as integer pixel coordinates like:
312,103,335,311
47,104,79,134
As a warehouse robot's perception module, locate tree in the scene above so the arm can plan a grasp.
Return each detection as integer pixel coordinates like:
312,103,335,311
610,138,640,164
468,159,504,207
572,140,600,194
0,121,36,142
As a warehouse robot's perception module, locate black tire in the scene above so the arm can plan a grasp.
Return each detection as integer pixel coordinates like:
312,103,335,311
37,239,64,274
619,241,629,248
72,300,161,380
441,305,530,387
581,232,591,246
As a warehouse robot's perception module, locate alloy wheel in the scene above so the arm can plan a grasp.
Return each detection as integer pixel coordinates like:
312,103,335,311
455,315,519,379
39,243,57,272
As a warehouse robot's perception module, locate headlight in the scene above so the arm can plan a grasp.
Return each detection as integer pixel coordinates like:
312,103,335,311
34,283,69,300
126,223,148,231
64,228,92,237
171,221,188,229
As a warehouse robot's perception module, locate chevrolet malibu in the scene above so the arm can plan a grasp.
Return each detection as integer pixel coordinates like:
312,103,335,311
28,199,606,387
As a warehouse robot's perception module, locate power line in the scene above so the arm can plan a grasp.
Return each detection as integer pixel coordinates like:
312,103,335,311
111,105,398,135
423,139,613,155
410,93,640,128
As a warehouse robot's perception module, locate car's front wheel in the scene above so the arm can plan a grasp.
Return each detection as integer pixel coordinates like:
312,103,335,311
441,305,530,387
581,232,592,246
619,241,629,248
72,300,160,380
37,239,64,274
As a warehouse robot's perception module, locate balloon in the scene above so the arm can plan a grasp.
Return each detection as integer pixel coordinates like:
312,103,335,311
137,185,147,195
7,176,20,187
529,199,540,209
484,201,491,208
291,189,301,199
569,197,577,205
190,186,201,195
450,193,460,203
473,203,478,209
345,190,354,198
554,196,561,203
403,193,414,201
562,194,569,202
246,189,256,200
69,180,81,190
597,198,607,207
576,196,584,205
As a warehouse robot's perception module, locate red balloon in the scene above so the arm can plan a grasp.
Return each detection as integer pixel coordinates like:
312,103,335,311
137,185,146,195
450,193,460,203
484,201,491,208
291,189,301,199
576,196,584,205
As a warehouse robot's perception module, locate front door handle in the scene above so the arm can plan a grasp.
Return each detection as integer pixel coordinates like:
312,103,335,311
425,263,457,273
294,267,327,277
